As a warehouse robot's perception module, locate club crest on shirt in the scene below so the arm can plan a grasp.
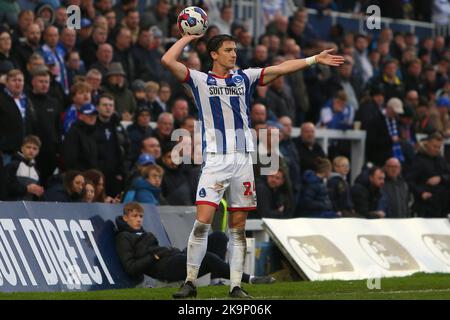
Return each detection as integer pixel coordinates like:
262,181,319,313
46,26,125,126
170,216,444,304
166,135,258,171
199,188,206,198
232,75,244,86
207,77,217,86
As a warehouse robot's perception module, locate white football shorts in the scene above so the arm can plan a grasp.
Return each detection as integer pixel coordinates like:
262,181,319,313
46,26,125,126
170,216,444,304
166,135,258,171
195,152,257,211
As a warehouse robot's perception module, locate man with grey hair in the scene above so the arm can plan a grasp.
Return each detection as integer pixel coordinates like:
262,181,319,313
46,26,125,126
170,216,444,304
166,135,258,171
383,157,411,218
86,68,103,104
154,112,174,151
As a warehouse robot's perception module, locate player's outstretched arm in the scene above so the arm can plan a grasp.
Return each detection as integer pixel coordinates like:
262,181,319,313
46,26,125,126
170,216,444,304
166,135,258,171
261,48,345,86
161,34,203,82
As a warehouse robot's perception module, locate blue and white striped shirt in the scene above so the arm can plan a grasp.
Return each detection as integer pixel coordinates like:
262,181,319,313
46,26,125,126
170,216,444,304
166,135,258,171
184,67,265,153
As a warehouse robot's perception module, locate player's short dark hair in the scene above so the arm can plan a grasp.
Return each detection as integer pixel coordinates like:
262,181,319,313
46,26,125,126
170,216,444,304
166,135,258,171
207,34,237,58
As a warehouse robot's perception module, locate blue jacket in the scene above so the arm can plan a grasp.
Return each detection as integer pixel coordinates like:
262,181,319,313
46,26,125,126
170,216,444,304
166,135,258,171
327,173,353,211
131,177,161,205
300,170,334,216
318,99,354,130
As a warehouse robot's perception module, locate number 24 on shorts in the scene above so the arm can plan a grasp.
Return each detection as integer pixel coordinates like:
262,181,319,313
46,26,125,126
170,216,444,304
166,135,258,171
243,182,255,196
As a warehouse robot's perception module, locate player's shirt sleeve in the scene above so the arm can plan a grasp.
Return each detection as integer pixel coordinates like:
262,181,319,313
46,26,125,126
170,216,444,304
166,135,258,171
182,68,205,111
242,68,266,87
183,67,203,88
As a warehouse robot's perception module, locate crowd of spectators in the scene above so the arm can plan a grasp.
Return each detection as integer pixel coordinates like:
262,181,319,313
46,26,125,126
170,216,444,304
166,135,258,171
0,1,449,220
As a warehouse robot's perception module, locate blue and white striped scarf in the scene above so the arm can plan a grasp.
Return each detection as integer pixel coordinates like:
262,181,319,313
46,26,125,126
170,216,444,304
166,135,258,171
385,117,405,162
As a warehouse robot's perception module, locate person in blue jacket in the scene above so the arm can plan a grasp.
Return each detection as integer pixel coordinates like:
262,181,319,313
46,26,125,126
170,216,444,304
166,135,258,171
130,164,164,205
300,157,340,218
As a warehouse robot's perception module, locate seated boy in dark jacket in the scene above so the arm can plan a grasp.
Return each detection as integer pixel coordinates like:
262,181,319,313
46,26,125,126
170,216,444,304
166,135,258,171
300,158,340,218
5,135,44,200
115,202,275,288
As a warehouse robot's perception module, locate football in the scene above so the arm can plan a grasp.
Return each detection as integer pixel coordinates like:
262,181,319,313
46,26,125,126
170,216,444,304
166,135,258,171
177,6,208,36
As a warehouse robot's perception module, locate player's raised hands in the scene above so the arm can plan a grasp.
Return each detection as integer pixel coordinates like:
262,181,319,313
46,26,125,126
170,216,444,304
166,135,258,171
316,49,345,67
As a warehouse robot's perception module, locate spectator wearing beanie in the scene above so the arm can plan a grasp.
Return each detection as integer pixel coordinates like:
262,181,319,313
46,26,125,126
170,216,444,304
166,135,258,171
62,103,99,171
102,62,136,121
131,79,147,108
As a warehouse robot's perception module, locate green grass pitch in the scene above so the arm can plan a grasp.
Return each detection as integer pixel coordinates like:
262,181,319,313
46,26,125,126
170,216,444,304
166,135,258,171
0,273,449,300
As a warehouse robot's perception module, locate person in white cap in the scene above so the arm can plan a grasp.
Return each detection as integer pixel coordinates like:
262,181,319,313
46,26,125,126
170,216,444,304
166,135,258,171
366,97,405,166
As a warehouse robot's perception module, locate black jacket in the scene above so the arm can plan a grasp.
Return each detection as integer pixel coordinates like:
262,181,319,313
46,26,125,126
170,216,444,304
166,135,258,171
406,148,450,199
131,44,168,82
126,122,154,165
42,174,84,202
114,215,180,280
355,99,382,130
15,42,37,71
0,152,5,200
159,160,194,205
112,46,135,83
79,37,99,69
28,92,61,182
5,152,40,201
280,138,301,200
94,114,130,176
300,170,333,216
406,147,450,217
382,176,410,218
327,173,353,212
42,184,83,202
255,177,293,219
0,89,37,154
294,138,326,174
366,112,395,166
351,177,388,219
62,120,99,171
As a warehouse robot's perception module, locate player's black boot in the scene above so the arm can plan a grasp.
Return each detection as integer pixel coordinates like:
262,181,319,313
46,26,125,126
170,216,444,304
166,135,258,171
173,281,197,299
229,286,253,299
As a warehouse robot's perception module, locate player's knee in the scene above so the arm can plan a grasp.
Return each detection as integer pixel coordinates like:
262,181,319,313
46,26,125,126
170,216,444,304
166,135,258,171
192,220,210,240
